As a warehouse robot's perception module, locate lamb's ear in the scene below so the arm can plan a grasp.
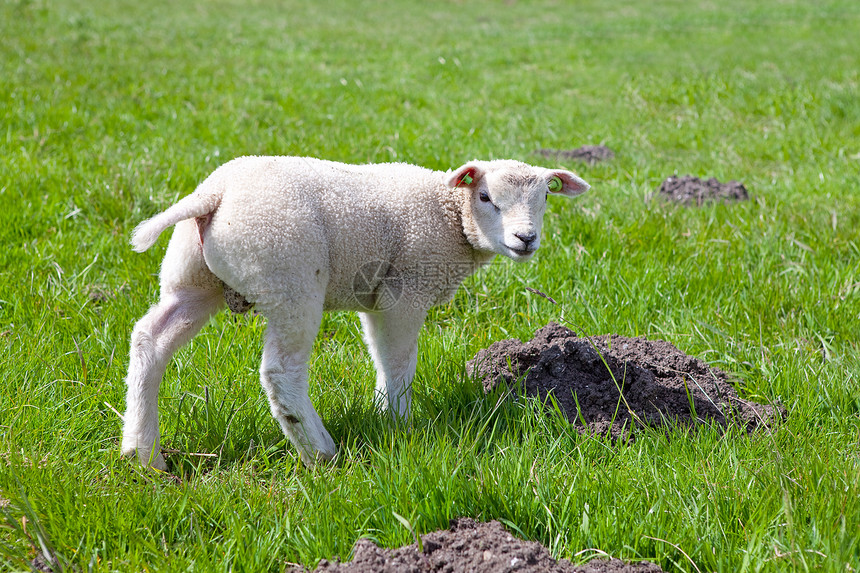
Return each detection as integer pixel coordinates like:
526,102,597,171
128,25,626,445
445,162,485,189
544,170,590,197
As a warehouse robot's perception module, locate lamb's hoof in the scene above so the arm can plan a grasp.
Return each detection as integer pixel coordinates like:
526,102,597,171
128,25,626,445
122,446,168,472
144,452,169,472
297,435,337,467
300,448,337,467
373,394,411,423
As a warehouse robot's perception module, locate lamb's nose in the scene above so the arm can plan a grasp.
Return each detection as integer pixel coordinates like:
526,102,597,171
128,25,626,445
515,231,537,246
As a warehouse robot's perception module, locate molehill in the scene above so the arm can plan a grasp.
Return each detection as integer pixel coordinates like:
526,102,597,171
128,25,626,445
656,175,749,206
467,323,782,439
292,518,666,573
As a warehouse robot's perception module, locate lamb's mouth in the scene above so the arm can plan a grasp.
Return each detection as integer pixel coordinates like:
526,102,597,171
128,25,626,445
507,246,536,258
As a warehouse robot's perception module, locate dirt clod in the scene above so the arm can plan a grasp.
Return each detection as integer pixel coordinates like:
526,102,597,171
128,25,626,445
657,175,749,206
467,323,782,439
296,518,665,573
31,555,56,573
536,146,615,164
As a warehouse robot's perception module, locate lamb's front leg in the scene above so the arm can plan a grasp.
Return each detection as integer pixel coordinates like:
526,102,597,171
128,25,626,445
360,309,427,420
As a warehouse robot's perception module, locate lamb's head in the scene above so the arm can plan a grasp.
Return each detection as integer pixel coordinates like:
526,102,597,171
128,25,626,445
445,160,589,262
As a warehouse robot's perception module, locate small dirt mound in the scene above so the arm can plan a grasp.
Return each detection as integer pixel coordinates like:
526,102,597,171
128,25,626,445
467,324,782,439
31,555,57,573
536,146,615,164
295,518,665,573
657,175,749,206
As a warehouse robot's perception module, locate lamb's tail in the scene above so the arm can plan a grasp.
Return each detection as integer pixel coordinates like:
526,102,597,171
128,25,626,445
131,183,223,252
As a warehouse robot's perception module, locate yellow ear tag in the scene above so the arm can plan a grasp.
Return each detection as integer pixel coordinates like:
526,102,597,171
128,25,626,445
548,176,563,193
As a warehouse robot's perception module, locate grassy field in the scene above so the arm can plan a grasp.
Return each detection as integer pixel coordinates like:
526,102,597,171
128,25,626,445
2,0,859,570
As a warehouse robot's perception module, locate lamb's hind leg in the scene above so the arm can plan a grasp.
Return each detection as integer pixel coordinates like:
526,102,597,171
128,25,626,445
121,288,223,470
259,303,336,465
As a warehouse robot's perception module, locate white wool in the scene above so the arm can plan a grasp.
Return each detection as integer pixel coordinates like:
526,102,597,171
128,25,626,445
121,156,588,469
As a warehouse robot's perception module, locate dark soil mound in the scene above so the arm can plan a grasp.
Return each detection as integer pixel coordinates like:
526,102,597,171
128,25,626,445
31,555,57,573
297,518,665,573
657,175,749,206
537,146,615,164
467,323,782,439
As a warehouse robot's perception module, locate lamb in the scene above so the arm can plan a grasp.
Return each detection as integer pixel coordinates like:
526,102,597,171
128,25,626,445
122,156,589,469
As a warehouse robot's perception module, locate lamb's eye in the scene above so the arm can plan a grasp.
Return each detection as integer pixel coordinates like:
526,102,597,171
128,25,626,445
479,191,492,203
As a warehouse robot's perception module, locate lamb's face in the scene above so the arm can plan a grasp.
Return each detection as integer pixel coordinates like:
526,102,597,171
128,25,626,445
446,161,589,262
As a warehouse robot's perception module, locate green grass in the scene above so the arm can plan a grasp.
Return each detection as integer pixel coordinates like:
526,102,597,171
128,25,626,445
1,0,859,570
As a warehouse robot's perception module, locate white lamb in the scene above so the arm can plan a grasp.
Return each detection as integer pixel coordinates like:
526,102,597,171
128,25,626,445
122,156,589,469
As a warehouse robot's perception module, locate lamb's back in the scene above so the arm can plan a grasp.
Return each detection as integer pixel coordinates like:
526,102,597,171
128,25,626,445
204,157,472,311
